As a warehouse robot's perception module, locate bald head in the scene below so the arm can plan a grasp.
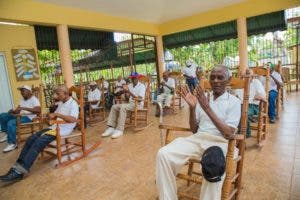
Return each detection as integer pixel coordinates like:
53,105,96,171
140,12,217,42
163,71,170,81
211,64,230,81
209,64,230,97
54,85,70,102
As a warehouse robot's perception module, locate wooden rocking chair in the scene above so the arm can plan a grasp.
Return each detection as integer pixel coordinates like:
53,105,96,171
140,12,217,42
16,84,43,144
159,76,250,200
124,76,152,131
42,85,101,168
250,67,270,147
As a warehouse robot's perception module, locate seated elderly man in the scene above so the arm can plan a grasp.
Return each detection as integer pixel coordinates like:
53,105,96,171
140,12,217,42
84,81,101,124
114,75,126,95
235,69,266,138
260,63,283,123
101,72,146,139
0,85,41,153
155,71,175,117
0,85,78,182
156,65,241,200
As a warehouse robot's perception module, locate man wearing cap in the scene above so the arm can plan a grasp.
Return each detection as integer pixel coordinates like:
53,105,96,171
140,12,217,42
183,59,198,92
0,85,78,182
83,81,101,125
155,71,175,117
260,62,283,123
0,85,41,152
156,65,241,200
101,72,146,139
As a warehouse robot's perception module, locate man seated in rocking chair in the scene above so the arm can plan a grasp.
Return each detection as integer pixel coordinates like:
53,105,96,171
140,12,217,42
155,71,175,117
101,72,146,139
0,85,41,152
0,86,78,183
156,65,241,200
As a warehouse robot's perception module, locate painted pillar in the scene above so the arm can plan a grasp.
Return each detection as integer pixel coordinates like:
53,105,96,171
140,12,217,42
56,24,74,87
237,17,248,75
155,35,165,81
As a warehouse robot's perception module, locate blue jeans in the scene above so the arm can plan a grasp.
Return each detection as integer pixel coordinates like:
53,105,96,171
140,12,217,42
247,104,259,137
268,90,278,120
0,112,32,144
186,78,198,92
16,128,55,172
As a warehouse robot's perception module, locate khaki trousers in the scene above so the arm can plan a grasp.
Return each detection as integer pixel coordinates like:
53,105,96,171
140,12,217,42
157,93,173,107
107,103,135,131
156,132,238,200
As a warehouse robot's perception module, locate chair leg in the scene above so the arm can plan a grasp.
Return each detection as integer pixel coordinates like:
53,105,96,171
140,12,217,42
56,136,62,166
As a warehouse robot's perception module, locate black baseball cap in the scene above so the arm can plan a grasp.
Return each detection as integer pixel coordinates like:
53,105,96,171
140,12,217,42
200,146,226,182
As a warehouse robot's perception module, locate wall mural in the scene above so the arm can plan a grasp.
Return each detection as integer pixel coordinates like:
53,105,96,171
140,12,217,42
11,48,39,81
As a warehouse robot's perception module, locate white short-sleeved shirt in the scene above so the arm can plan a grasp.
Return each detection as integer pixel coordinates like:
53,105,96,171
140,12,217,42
195,92,241,137
103,81,109,93
260,71,283,92
128,82,146,108
161,78,176,95
183,65,197,78
50,98,79,136
235,79,266,105
20,96,40,120
88,88,101,109
114,79,126,93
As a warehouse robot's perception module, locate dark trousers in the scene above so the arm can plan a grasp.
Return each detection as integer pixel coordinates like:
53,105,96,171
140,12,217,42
0,112,31,144
16,128,55,172
268,90,278,120
186,78,198,92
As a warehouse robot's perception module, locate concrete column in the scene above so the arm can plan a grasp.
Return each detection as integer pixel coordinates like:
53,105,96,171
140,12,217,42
237,17,248,75
56,24,74,87
155,35,165,81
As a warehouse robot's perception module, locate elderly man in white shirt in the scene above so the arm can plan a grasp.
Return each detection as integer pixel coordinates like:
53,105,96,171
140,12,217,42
156,71,176,117
0,85,79,183
260,63,283,123
156,65,241,200
84,81,101,126
183,59,198,92
235,69,266,137
102,72,146,139
114,75,126,95
0,85,41,152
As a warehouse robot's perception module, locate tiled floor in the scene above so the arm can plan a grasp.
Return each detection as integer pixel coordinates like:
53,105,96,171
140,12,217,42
0,92,299,200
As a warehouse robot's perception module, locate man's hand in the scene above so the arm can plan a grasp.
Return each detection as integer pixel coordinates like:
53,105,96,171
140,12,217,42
160,82,166,86
48,113,57,120
180,85,198,109
194,86,209,110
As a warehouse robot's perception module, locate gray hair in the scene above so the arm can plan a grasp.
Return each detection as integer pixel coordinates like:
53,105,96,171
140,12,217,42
211,64,231,80
54,85,69,94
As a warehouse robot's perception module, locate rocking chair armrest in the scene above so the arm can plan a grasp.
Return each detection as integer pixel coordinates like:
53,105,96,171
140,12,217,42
159,124,191,132
19,121,42,126
226,134,244,141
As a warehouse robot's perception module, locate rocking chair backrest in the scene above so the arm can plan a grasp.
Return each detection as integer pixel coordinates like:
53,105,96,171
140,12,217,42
251,66,270,112
68,85,85,130
31,84,43,116
200,77,250,136
169,71,184,94
139,76,151,109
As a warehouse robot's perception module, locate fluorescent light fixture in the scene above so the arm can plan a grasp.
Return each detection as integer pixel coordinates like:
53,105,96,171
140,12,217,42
0,21,29,26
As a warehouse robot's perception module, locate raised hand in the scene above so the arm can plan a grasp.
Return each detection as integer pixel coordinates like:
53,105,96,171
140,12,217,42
180,85,198,109
194,86,209,110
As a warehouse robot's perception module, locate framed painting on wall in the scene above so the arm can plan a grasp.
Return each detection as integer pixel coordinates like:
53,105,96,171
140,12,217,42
11,48,40,81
